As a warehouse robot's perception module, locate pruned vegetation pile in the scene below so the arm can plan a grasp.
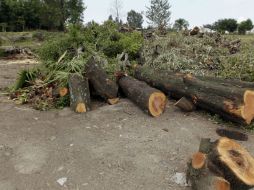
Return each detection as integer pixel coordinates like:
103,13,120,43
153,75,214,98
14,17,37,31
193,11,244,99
10,22,143,110
140,31,254,81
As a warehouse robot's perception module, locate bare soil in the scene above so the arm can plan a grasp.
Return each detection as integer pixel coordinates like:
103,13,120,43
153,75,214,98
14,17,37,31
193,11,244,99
0,59,254,190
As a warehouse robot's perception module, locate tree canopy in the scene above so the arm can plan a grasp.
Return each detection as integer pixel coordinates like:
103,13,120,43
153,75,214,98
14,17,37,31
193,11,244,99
173,18,189,31
127,10,144,28
238,19,254,34
0,0,86,31
146,0,171,28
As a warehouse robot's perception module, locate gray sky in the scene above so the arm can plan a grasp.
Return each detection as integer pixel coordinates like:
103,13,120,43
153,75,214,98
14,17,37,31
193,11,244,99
83,0,254,27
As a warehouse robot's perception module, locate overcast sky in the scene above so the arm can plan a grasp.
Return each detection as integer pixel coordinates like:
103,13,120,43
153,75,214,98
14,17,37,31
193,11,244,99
83,0,254,27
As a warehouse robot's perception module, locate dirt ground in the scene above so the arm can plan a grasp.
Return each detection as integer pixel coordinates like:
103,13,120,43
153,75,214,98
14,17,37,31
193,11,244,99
0,59,254,190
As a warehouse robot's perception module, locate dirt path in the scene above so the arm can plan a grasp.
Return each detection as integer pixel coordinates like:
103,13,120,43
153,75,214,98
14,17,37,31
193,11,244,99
0,60,254,190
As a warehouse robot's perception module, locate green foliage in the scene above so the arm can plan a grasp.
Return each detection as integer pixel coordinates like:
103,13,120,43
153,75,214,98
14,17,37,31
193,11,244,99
127,10,144,28
13,68,38,91
146,0,171,28
213,19,238,33
0,0,86,31
238,19,254,35
173,18,189,31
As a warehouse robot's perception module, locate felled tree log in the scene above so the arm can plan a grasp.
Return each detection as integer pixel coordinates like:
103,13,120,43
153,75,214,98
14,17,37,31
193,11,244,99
68,74,91,113
118,76,167,117
197,76,254,89
134,66,254,124
183,75,254,125
208,138,254,190
174,97,196,112
85,56,119,100
134,66,187,99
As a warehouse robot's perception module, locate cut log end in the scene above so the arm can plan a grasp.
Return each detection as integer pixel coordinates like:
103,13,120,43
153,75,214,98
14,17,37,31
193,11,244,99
148,92,167,117
108,98,120,105
174,97,196,112
75,103,87,113
242,90,254,124
214,177,230,190
217,137,254,186
59,87,68,97
192,152,206,169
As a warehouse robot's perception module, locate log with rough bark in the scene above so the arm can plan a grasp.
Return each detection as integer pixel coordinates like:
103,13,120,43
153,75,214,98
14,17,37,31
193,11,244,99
134,66,254,124
68,74,91,113
183,74,254,125
187,137,254,190
134,66,187,99
85,56,119,101
118,76,167,117
208,138,254,190
187,152,230,190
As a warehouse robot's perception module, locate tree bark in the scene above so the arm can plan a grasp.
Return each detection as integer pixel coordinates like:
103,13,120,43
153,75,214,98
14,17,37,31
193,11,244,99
118,76,167,117
134,66,254,125
68,74,91,113
85,56,119,100
174,97,196,112
208,138,254,190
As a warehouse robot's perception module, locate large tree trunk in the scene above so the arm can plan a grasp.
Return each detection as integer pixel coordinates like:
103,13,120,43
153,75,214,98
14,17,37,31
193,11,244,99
183,75,254,125
134,66,187,99
118,76,167,117
85,56,119,101
187,138,254,190
68,74,91,113
134,66,254,125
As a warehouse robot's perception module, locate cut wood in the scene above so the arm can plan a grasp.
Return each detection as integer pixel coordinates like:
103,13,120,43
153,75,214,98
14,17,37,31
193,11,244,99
107,98,120,105
209,137,254,190
187,151,230,190
68,74,91,113
118,76,167,117
184,74,254,125
134,66,254,124
85,56,118,100
175,97,196,112
59,87,68,97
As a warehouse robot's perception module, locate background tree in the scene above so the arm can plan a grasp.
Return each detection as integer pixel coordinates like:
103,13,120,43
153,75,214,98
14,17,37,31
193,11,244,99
127,10,143,28
146,0,171,28
213,19,238,33
238,19,254,34
110,0,123,24
173,18,189,31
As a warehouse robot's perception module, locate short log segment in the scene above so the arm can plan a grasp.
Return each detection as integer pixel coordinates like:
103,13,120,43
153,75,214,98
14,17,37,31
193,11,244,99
118,76,167,117
209,138,254,190
85,56,118,100
68,74,91,113
187,138,254,190
187,152,230,190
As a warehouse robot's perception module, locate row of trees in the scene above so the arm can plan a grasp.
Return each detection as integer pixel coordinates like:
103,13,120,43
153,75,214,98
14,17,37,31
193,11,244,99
204,19,254,34
0,0,85,31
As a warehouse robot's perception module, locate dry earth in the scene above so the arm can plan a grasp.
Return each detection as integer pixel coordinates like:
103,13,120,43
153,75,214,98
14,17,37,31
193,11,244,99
0,59,254,190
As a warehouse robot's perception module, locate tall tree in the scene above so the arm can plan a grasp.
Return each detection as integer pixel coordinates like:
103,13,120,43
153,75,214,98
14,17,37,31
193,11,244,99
110,0,123,23
173,18,189,31
127,10,143,28
238,19,254,34
146,0,171,28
